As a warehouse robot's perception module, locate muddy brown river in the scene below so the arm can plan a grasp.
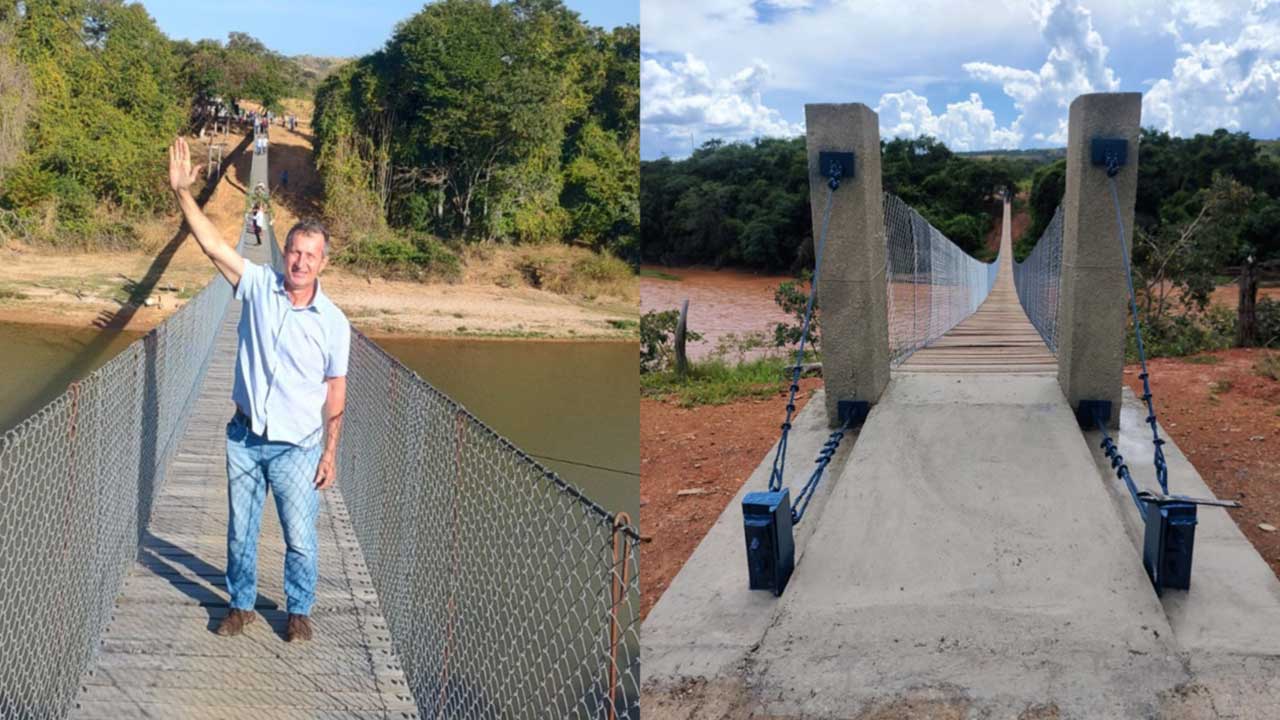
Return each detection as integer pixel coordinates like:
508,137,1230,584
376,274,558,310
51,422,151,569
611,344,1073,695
640,266,797,361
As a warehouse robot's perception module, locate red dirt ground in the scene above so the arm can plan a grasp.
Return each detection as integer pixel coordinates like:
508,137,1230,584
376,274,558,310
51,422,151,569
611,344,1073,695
640,352,1280,621
639,377,822,619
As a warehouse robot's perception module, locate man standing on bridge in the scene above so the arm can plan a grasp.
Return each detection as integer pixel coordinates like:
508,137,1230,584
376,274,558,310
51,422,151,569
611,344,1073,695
167,136,351,643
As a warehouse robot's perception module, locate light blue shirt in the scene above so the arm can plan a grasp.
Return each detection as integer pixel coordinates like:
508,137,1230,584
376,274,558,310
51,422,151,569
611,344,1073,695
231,260,350,447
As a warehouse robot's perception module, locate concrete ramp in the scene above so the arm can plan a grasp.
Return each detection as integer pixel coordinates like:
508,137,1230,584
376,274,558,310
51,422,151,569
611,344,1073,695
644,374,1280,718
746,374,1180,717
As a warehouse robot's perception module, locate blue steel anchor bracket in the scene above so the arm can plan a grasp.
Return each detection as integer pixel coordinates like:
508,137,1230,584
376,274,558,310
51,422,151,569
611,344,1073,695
1136,492,1240,593
817,151,855,188
838,399,870,427
1075,399,1112,430
743,489,795,596
744,399,868,597
1081,399,1242,594
1090,138,1127,175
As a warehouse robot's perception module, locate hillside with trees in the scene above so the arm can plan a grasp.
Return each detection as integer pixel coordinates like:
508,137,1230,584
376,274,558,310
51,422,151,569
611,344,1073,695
1020,128,1280,352
641,135,1032,272
310,0,639,274
172,32,308,116
0,1,306,248
1,0,185,245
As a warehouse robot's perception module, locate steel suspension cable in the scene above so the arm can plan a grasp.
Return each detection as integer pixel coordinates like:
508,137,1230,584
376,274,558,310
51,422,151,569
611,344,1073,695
768,177,837,493
789,417,853,524
1104,162,1169,494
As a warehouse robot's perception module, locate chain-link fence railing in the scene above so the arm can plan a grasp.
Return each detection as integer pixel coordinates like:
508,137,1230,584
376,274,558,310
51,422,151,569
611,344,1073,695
884,193,1000,366
268,217,641,719
1012,204,1064,354
0,252,237,719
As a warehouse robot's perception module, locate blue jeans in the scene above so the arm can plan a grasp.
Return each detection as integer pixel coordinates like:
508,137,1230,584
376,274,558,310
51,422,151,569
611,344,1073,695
225,413,322,615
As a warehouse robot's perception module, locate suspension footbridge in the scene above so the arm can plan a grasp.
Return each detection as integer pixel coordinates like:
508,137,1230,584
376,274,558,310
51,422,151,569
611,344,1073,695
0,130,639,720
643,94,1280,719
896,200,1056,374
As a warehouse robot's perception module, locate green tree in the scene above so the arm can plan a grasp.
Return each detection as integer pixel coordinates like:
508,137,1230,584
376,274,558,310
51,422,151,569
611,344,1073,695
640,134,1024,272
562,119,637,257
2,0,186,243
1016,159,1065,260
312,0,634,256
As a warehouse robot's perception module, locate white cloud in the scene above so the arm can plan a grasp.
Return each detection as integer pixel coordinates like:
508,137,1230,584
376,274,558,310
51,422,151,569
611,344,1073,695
640,0,1280,157
876,90,1019,150
1143,4,1280,136
640,0,1041,94
1169,0,1253,31
963,0,1120,144
641,54,804,148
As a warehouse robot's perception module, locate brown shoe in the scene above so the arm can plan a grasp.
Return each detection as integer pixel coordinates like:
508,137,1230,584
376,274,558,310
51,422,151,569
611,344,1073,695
286,613,313,642
214,608,257,636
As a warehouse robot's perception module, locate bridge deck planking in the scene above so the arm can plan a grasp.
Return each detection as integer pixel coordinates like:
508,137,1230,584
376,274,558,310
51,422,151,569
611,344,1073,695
897,198,1057,374
69,145,416,719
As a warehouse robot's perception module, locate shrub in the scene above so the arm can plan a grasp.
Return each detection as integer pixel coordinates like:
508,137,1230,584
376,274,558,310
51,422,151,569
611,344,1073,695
1127,309,1234,361
336,230,461,281
511,246,635,300
1258,298,1280,347
773,273,819,351
1254,352,1280,381
640,309,702,373
709,331,774,365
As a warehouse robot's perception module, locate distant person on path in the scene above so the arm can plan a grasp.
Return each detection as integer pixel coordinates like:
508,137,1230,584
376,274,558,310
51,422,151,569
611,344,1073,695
167,136,351,644
280,169,288,190
251,203,265,245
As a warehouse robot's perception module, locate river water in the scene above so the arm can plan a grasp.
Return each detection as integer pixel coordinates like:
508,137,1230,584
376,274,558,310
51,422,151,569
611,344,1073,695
0,321,637,519
0,321,143,434
641,265,796,361
373,336,638,520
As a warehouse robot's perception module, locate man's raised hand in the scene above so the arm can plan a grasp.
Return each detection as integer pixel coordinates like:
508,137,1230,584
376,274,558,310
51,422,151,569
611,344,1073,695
168,137,204,194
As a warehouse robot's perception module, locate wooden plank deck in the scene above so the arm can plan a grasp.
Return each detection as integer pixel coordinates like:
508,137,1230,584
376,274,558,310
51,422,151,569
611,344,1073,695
897,199,1057,374
69,148,416,719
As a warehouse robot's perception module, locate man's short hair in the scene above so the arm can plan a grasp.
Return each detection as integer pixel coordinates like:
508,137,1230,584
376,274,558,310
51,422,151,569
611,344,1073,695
285,218,331,257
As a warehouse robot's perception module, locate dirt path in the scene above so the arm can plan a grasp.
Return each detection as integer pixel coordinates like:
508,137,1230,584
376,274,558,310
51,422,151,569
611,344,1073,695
0,99,637,339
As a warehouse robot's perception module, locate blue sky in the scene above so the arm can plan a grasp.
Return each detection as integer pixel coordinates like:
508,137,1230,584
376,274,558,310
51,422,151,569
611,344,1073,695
642,0,1280,159
140,0,636,58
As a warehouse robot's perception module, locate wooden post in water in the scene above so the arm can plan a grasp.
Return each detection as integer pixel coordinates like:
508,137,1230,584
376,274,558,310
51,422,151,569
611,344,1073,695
674,299,689,377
